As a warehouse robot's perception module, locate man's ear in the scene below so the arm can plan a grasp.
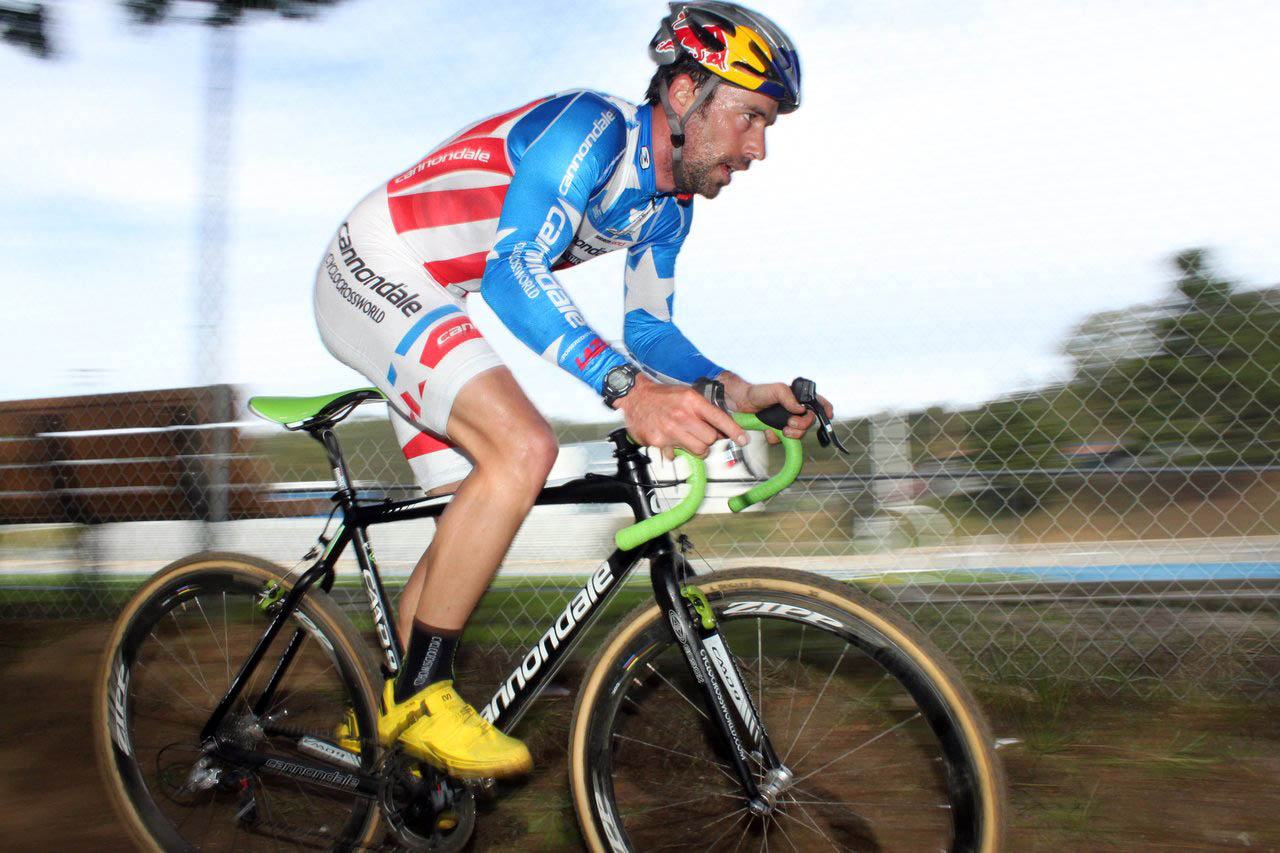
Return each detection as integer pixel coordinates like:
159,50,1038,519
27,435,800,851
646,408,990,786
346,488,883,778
668,73,697,115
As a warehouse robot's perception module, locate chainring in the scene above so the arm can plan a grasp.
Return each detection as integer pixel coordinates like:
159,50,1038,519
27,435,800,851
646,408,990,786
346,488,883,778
376,748,476,851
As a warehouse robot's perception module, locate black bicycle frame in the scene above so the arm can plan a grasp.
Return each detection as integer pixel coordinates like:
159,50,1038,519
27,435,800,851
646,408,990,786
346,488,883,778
199,425,779,804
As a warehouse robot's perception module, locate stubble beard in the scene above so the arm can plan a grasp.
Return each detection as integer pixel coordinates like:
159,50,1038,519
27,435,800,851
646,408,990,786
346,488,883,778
678,148,725,199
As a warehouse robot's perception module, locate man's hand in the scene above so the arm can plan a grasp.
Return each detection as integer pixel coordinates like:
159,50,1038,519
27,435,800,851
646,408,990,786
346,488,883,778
718,371,834,443
615,375,748,460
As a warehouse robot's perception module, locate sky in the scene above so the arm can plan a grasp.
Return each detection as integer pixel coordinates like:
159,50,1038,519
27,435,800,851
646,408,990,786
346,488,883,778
3,0,1278,423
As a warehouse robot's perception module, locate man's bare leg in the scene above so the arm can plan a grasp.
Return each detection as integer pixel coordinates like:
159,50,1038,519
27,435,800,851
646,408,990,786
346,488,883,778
375,367,549,778
395,367,557,641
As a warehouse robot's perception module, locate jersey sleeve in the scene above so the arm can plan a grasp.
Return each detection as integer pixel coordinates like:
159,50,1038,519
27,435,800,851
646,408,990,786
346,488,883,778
479,93,630,394
622,201,724,384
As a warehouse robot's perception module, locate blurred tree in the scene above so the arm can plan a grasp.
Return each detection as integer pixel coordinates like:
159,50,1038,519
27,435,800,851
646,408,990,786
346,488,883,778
1123,250,1280,464
1063,305,1160,384
3,0,344,57
0,2,51,57
969,396,1074,476
122,0,344,27
1068,249,1280,465
908,405,967,463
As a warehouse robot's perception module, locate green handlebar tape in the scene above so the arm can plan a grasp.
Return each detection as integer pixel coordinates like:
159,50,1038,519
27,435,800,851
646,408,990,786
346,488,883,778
611,414,805,550
727,412,804,512
614,449,708,551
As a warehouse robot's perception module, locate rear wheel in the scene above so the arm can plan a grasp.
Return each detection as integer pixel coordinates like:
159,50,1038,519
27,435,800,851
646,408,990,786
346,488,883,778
569,568,1005,852
93,552,383,852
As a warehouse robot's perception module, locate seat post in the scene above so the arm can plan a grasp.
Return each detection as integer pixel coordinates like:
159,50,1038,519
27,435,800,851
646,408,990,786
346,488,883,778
313,426,358,505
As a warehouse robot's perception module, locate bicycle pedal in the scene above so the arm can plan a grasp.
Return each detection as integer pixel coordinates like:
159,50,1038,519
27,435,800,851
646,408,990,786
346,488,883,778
466,777,497,800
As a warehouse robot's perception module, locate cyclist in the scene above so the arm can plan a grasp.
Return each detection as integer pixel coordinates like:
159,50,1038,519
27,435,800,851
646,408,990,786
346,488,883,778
315,2,829,779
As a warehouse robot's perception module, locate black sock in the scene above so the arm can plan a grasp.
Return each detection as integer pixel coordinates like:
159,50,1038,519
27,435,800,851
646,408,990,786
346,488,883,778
394,620,460,703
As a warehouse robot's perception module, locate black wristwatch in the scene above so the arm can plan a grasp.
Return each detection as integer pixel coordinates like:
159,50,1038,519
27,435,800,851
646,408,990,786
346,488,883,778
602,364,639,409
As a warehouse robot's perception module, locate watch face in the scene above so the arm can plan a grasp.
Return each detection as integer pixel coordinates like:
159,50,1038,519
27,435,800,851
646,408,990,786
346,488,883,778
606,366,634,395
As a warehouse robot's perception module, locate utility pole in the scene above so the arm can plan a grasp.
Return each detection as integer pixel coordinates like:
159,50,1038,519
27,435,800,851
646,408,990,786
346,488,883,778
195,19,237,545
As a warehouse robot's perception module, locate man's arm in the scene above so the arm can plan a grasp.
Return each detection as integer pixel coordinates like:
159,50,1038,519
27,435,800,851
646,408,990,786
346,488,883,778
479,93,629,393
621,209,829,440
622,205,725,384
478,94,744,456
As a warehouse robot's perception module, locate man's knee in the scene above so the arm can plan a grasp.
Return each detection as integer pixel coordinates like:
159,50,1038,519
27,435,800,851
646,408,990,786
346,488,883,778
493,421,558,495
519,423,559,478
446,367,558,492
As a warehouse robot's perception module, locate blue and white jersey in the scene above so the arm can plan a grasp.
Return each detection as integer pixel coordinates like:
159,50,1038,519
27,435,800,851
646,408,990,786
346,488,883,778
384,89,723,393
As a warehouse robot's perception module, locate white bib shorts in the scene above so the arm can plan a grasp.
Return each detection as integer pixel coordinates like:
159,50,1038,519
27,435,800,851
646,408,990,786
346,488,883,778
313,190,504,492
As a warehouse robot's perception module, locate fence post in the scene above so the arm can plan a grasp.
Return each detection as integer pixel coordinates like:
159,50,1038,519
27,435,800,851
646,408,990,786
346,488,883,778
862,411,912,549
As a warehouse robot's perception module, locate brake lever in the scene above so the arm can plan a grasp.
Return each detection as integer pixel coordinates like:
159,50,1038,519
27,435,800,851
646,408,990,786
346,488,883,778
695,375,850,456
815,408,851,454
789,377,851,455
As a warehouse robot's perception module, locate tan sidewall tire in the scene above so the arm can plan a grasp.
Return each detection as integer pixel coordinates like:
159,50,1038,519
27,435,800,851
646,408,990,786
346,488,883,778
92,551,384,852
568,567,1006,853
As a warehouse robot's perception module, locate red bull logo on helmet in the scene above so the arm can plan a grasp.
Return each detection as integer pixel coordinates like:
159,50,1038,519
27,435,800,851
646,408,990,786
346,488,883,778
654,10,731,72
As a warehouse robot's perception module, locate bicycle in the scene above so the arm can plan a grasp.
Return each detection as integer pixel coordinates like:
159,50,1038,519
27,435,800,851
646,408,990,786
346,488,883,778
94,379,1006,851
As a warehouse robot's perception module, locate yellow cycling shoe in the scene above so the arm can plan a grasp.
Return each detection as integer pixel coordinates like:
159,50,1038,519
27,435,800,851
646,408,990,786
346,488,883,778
378,680,429,745
334,707,362,753
333,681,428,754
396,681,532,779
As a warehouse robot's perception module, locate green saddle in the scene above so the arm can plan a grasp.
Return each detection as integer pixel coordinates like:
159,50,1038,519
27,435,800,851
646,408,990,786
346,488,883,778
247,387,385,428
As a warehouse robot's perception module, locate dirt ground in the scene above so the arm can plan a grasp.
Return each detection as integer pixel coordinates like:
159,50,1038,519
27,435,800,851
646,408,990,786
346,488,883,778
3,620,1279,851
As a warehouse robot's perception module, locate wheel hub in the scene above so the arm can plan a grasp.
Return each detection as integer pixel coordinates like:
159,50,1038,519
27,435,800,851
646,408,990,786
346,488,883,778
755,765,795,814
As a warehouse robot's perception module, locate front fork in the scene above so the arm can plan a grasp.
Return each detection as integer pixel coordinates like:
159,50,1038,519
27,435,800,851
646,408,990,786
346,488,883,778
649,549,786,814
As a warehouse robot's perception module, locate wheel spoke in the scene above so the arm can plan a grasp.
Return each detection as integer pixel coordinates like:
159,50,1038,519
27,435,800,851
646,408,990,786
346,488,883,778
788,698,863,771
149,630,216,703
781,625,805,743
169,608,215,698
587,580,999,852
747,614,757,732
193,596,228,684
790,712,922,787
781,796,842,852
703,809,750,852
793,777,952,817
623,790,737,818
644,661,712,724
612,733,737,783
771,810,800,853
782,644,848,763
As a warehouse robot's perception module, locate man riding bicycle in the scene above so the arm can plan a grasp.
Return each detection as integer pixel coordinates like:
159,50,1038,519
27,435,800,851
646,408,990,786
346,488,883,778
313,2,829,780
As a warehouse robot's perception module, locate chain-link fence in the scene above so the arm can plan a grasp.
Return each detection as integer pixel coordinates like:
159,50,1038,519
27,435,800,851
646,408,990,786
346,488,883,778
5,4,1279,701
4,250,1280,698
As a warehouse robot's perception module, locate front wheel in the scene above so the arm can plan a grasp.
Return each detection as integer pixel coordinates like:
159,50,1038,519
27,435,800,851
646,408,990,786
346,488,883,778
569,568,1006,852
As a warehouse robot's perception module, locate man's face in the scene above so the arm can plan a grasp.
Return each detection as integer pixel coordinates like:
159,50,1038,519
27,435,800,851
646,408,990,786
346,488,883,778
679,84,778,199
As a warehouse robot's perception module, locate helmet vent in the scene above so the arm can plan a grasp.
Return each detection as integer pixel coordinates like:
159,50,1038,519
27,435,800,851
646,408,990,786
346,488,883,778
689,18,726,52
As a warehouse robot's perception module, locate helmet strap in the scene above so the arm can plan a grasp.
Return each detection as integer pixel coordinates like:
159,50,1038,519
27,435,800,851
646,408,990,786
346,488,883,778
658,75,720,194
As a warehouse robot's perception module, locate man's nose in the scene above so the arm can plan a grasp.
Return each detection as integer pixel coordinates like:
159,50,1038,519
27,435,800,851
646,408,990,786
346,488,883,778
744,130,766,163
